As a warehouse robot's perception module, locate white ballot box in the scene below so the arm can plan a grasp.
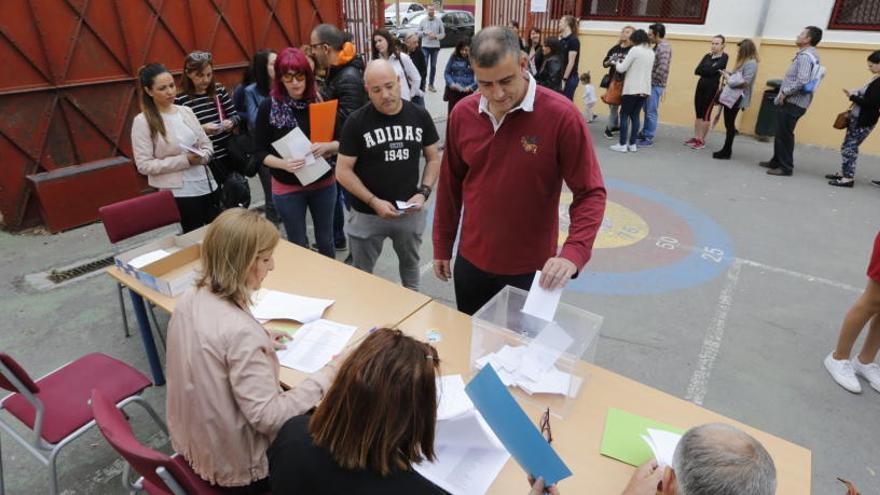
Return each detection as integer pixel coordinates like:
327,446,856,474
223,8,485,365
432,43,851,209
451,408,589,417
470,286,602,418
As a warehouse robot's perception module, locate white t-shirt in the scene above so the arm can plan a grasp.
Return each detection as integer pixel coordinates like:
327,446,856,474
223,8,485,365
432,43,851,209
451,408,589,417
582,84,598,105
162,111,215,197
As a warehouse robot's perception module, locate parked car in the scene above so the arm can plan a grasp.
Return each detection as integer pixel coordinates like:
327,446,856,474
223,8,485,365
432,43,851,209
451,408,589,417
391,10,475,48
384,2,425,27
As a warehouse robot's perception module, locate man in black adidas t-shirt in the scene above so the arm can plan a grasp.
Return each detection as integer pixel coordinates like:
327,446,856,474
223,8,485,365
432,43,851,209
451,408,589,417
336,59,440,290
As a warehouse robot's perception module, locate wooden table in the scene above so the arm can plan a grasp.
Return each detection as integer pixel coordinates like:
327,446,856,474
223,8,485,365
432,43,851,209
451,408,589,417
394,301,812,495
107,240,431,385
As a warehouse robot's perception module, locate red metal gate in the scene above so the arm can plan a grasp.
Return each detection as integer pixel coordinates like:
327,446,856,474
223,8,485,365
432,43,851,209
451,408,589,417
0,0,380,232
482,0,581,37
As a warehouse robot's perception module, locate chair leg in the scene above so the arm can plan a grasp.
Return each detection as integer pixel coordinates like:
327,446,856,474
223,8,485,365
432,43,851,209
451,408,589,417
128,396,168,437
0,431,5,495
47,450,59,495
117,283,131,338
147,304,165,351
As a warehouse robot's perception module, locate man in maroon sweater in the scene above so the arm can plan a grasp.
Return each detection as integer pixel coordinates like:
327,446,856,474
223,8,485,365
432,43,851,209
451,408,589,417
433,26,606,315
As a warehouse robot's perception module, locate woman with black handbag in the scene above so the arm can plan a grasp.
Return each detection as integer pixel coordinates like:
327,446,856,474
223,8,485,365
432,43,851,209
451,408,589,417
826,50,880,188
176,50,249,209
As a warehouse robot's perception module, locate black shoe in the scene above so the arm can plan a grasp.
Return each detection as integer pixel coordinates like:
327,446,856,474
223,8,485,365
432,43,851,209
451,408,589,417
335,239,348,250
758,161,775,168
343,253,353,265
872,180,880,187
828,178,854,188
766,167,792,176
603,129,614,139
712,150,731,160
825,172,844,180
610,126,620,133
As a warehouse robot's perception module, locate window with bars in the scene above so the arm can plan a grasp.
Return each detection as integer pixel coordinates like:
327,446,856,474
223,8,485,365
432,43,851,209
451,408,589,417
829,0,880,30
581,0,709,24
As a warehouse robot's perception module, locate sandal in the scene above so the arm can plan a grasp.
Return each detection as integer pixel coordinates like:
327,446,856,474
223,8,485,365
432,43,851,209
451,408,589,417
828,178,854,188
824,172,843,180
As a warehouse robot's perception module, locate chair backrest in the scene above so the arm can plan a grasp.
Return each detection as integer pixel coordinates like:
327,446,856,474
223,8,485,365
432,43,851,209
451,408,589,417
90,389,228,495
98,190,181,244
0,353,40,394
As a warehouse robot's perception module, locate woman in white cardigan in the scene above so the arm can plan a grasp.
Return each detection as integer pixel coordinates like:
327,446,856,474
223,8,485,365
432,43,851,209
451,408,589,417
611,30,656,153
131,63,216,232
372,29,423,102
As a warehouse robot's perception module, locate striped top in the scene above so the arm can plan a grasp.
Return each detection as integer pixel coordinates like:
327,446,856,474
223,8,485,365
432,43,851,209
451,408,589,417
780,47,819,109
175,83,240,160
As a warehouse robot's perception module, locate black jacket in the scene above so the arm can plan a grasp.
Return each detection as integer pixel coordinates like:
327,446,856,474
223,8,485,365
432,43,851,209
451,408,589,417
694,52,729,92
536,55,564,93
409,48,428,91
322,56,367,135
850,77,880,128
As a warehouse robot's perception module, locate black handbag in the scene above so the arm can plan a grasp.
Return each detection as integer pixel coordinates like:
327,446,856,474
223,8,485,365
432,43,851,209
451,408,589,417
226,132,259,177
220,172,251,209
600,73,612,89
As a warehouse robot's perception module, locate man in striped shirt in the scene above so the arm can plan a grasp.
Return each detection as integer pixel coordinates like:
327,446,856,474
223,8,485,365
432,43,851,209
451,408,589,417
760,26,823,177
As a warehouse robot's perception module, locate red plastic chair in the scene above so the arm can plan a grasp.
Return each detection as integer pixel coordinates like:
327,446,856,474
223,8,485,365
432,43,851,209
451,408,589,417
90,389,254,495
0,353,166,495
98,190,181,339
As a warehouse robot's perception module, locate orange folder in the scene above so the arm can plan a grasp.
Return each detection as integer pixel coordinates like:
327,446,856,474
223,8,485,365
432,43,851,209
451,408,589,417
309,99,338,142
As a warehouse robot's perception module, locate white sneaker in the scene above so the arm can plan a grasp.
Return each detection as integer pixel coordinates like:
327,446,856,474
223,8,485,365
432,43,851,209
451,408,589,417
610,143,628,153
824,352,862,393
852,358,880,393
628,144,638,152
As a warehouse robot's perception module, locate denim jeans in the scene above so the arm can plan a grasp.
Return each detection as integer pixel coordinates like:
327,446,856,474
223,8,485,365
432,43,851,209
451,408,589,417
563,73,579,100
619,95,647,146
273,182,337,258
640,85,665,140
422,47,440,86
411,95,425,107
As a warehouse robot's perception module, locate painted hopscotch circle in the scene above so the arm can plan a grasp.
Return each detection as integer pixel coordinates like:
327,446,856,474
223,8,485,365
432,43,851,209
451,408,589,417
560,178,734,295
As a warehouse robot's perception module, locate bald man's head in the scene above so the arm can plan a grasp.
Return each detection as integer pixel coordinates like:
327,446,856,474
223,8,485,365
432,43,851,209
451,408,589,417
364,59,403,115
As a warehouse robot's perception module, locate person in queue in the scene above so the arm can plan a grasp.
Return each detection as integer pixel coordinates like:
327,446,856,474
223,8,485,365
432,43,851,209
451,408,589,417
336,60,441,291
311,23,369,255
243,49,280,224
526,27,544,76
252,47,339,258
404,33,429,107
444,37,478,114
372,29,422,102
176,50,242,193
558,15,581,100
825,50,880,187
268,328,445,494
418,3,445,93
131,63,216,233
713,39,759,160
165,208,339,492
611,29,655,153
685,35,728,150
432,27,606,315
526,423,776,495
637,23,672,148
536,36,564,93
601,25,634,140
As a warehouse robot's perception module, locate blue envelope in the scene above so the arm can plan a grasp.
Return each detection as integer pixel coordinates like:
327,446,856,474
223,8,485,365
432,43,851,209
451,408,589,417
465,365,573,486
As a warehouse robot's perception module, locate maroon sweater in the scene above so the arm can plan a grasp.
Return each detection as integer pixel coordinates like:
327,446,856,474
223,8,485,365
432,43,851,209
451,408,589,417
433,85,606,275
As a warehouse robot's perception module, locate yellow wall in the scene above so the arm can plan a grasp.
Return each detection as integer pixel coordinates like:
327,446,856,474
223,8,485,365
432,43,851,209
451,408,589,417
575,30,880,156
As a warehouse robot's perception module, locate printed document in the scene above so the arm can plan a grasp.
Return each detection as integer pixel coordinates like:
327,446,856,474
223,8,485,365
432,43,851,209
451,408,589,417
249,288,333,323
275,319,356,373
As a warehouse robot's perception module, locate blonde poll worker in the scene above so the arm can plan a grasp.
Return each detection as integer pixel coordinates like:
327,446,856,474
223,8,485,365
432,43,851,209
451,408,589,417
165,208,339,492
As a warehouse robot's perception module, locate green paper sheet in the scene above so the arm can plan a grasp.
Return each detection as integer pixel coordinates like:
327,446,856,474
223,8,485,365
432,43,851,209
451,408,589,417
599,408,686,466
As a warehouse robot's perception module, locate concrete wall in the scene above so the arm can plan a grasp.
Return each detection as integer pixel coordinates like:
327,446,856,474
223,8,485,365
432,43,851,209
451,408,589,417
572,0,880,155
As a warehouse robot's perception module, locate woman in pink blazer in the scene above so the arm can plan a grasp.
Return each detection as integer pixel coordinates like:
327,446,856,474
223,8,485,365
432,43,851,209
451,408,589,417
131,63,216,232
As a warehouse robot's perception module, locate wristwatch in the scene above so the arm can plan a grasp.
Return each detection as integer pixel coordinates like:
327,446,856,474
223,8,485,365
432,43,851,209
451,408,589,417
417,184,432,200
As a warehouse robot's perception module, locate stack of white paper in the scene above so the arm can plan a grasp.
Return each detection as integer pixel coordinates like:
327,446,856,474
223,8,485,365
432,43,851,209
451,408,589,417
129,249,172,269
414,375,510,495
250,288,334,323
275,319,356,373
641,429,682,467
271,127,331,186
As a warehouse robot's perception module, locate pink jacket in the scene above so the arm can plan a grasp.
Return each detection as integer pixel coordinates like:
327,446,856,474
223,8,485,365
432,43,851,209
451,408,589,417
130,105,213,189
165,286,339,486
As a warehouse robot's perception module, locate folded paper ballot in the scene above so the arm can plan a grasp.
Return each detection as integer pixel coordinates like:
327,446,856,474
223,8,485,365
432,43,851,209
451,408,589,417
414,375,509,495
395,200,419,210
249,288,334,323
275,319,356,373
474,342,576,397
600,408,686,467
522,271,563,321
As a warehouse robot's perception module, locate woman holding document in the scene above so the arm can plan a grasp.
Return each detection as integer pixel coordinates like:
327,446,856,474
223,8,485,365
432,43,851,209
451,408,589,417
165,208,340,492
253,47,339,257
131,63,217,233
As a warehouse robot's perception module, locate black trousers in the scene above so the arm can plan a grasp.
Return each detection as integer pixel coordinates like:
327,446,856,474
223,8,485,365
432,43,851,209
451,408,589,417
453,255,535,316
718,98,742,154
770,102,806,173
174,191,220,233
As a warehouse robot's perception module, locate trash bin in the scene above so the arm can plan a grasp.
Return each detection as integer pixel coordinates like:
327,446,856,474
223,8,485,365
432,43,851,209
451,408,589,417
754,79,782,140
